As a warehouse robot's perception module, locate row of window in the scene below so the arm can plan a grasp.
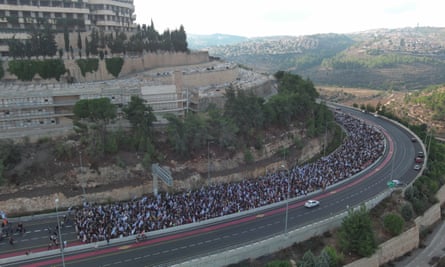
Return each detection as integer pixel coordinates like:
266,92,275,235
0,107,54,117
0,97,52,107
0,117,56,129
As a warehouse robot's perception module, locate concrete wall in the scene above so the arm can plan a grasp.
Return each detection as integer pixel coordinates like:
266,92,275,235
0,182,152,215
436,184,445,204
414,203,442,228
378,225,419,265
181,67,237,88
344,255,379,267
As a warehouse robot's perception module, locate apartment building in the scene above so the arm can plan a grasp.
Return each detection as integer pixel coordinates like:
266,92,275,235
0,0,136,54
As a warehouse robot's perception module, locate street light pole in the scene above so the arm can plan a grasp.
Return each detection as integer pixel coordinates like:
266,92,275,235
207,140,214,181
79,151,86,198
281,164,289,234
55,198,66,267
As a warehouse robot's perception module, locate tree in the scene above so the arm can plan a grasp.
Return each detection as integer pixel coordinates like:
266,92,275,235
73,98,117,157
90,28,99,55
298,250,318,267
77,30,82,51
85,36,90,57
383,213,404,236
164,113,188,157
265,260,291,267
122,96,157,151
320,245,344,267
224,87,265,141
0,159,4,185
183,112,209,154
63,27,69,52
207,105,238,148
338,205,377,257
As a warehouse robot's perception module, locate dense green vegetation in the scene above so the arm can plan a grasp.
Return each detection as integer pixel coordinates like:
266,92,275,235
404,85,445,121
164,72,332,159
0,139,21,185
75,58,99,77
339,205,377,257
7,26,57,59
0,59,3,80
105,57,124,78
8,59,66,81
321,52,437,69
383,213,405,236
73,98,118,157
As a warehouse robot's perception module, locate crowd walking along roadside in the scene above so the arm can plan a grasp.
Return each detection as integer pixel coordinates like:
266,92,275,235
71,112,385,244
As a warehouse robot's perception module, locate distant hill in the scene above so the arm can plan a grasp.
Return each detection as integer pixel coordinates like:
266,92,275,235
187,33,248,50
191,27,445,90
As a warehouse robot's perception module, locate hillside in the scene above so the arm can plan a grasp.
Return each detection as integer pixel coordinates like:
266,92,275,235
197,27,445,90
317,85,445,138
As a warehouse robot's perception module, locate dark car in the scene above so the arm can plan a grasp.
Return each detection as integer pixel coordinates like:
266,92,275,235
415,157,424,163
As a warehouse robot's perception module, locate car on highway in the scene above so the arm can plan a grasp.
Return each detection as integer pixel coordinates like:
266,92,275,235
418,151,424,158
415,157,424,163
414,164,421,171
391,179,405,186
304,199,320,208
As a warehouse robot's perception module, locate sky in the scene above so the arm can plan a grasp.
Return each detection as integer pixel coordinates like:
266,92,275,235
133,0,444,38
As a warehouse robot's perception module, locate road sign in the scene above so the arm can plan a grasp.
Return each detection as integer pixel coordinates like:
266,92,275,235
152,163,173,187
387,181,395,188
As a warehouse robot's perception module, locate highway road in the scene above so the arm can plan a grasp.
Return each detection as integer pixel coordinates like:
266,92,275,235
0,107,423,267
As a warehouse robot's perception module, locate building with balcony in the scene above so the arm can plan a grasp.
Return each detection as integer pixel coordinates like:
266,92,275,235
0,0,137,55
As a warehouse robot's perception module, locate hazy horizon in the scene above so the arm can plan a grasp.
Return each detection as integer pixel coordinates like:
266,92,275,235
134,0,444,38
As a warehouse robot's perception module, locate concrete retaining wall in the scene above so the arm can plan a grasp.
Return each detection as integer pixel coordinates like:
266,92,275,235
378,225,419,265
0,182,152,215
344,255,379,267
436,185,445,204
414,203,442,228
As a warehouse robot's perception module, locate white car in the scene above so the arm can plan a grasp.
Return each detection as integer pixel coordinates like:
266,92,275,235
304,199,320,208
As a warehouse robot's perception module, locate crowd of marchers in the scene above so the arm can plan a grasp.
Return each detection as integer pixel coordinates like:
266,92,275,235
72,112,385,243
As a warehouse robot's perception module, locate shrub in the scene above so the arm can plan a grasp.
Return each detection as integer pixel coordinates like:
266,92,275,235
321,245,344,267
401,203,413,221
265,260,291,267
0,59,4,80
105,57,124,77
244,149,254,164
76,58,99,77
8,59,66,81
383,213,405,236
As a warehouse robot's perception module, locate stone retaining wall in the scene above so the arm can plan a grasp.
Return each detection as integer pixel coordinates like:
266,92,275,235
0,182,152,215
2,51,210,83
